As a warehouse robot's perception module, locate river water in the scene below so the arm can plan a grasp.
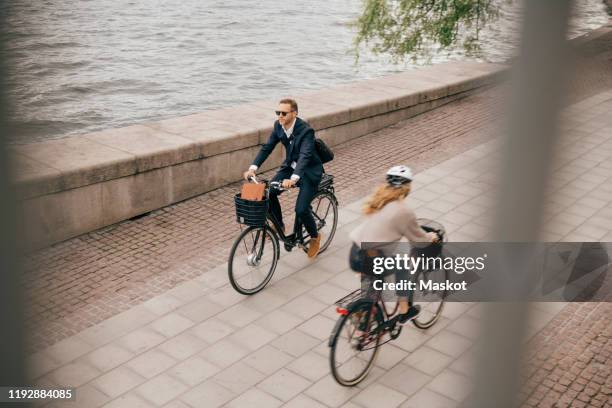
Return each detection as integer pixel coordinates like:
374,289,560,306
3,0,609,144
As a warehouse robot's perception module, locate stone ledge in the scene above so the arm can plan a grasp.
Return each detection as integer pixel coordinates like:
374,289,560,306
11,61,506,249
11,61,504,201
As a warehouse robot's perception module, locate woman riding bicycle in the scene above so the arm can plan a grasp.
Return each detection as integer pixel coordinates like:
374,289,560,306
349,165,438,324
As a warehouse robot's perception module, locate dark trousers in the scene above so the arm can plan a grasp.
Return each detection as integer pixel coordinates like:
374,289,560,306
269,168,319,238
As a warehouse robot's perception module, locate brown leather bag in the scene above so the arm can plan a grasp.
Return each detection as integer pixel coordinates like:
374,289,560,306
241,182,265,201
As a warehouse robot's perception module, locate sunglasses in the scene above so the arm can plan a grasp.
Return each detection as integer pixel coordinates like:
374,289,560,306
275,110,294,117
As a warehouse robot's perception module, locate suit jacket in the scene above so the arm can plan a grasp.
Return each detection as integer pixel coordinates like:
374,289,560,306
253,117,323,183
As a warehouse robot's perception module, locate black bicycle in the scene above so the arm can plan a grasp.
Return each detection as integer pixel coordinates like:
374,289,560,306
228,174,339,295
328,220,448,386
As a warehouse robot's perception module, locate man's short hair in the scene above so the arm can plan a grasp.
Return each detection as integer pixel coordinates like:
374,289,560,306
279,98,298,113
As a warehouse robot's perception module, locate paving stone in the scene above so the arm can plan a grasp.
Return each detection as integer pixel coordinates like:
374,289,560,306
44,336,95,366
195,268,228,290
292,265,335,287
240,344,293,376
208,286,248,308
200,338,250,369
125,349,177,379
351,383,408,408
227,322,278,351
297,314,337,341
48,360,101,388
81,343,135,373
374,343,411,370
215,303,263,328
339,402,364,408
286,350,330,382
101,393,152,408
141,293,185,316
270,329,320,358
135,374,188,406
189,317,236,344
165,281,209,304
308,282,349,305
283,394,329,408
116,327,167,354
282,294,328,320
180,380,236,408
149,313,195,338
77,306,158,349
255,308,303,335
448,350,475,377
400,388,458,408
161,400,191,408
27,350,61,380
403,346,454,376
378,363,432,397
427,369,472,402
239,289,289,313
305,375,362,407
213,361,266,394
426,330,473,358
167,355,220,386
439,302,471,320
257,368,312,401
571,223,610,240
91,366,146,398
445,314,482,340
174,297,223,323
391,327,432,353
157,332,207,360
225,388,283,408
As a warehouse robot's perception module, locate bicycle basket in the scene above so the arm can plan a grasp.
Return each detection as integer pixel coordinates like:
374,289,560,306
413,218,446,259
234,194,268,227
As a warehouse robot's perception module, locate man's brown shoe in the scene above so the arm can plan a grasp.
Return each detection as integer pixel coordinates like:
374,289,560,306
307,233,323,258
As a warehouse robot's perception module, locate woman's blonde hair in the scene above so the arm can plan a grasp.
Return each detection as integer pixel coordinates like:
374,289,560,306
363,183,411,215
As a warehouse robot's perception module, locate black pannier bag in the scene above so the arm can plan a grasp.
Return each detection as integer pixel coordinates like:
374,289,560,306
315,138,334,163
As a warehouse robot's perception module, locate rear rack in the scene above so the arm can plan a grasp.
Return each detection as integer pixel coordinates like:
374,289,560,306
334,289,362,309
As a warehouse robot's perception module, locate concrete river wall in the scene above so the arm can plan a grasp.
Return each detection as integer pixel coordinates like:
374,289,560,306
10,61,504,250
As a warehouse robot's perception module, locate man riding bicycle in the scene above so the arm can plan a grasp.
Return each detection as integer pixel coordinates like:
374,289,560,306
243,98,324,258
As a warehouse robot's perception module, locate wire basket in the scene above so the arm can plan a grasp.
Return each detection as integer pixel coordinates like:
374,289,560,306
334,289,363,309
234,194,269,227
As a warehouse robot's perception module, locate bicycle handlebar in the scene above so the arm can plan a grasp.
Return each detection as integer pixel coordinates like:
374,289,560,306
248,176,290,192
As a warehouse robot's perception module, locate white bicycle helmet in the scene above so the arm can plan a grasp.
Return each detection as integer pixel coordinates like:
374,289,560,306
386,165,413,187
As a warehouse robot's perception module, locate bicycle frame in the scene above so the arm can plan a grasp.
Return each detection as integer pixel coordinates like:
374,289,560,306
246,174,337,251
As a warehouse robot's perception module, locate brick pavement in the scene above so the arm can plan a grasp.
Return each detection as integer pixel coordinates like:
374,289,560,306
25,87,612,408
521,302,611,408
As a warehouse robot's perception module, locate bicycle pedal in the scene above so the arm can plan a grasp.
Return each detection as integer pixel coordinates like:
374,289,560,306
390,324,402,340
283,242,293,252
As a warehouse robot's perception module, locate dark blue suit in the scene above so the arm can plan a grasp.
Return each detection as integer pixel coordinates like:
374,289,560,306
253,117,323,237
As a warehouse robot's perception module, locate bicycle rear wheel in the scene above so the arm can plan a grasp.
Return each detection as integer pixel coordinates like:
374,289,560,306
301,191,338,254
329,301,382,386
411,266,448,329
228,226,279,295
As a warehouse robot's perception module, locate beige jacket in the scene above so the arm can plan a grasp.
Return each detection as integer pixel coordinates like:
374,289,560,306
349,199,435,245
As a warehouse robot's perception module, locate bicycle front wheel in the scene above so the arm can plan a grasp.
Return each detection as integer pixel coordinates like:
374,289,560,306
228,226,279,295
329,301,382,386
412,266,449,329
